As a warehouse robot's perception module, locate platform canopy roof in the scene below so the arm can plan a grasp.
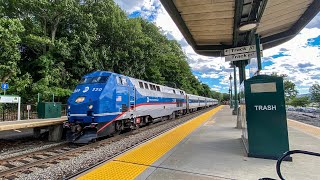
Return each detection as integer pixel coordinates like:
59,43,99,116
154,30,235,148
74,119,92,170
160,0,320,56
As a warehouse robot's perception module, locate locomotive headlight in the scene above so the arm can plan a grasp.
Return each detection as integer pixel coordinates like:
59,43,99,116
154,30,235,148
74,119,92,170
75,97,85,103
88,105,93,109
68,105,71,109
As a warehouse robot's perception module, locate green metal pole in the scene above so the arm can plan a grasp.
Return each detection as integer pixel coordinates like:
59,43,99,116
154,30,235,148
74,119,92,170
233,65,238,115
229,74,233,108
255,34,262,72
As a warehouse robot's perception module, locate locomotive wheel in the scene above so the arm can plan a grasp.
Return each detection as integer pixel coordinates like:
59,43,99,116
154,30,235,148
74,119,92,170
115,121,123,135
171,112,176,120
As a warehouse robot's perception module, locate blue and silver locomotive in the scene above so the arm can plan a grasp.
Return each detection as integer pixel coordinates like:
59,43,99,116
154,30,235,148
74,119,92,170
64,71,218,143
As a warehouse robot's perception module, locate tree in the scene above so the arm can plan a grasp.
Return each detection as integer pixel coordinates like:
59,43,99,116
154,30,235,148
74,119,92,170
0,0,214,102
271,73,298,102
310,84,320,106
0,18,24,82
222,93,230,102
290,97,310,107
211,91,222,102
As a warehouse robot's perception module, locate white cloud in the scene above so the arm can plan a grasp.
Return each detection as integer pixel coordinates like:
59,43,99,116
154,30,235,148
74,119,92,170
261,28,320,93
116,0,161,11
201,73,220,79
114,0,145,13
211,85,222,92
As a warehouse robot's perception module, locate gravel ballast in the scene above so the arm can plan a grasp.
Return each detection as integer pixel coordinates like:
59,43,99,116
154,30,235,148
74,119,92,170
287,111,320,127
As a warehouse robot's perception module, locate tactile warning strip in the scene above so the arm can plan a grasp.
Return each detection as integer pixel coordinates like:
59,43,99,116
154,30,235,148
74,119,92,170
78,106,222,180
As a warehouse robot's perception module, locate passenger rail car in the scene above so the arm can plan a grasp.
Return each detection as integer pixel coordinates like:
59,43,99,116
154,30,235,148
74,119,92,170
64,71,218,143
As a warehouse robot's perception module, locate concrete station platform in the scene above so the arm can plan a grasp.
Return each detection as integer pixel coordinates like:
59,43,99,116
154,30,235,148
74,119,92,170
0,117,67,141
77,106,320,180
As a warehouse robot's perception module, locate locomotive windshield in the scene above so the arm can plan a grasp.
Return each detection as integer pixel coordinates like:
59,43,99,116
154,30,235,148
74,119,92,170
80,76,110,84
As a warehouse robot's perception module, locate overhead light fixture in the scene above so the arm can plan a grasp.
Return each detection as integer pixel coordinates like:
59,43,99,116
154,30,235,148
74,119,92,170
239,22,259,32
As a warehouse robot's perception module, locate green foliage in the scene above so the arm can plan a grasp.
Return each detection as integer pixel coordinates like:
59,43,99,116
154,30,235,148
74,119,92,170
309,84,320,105
222,93,230,101
270,73,298,102
0,0,221,103
289,97,310,107
0,18,24,82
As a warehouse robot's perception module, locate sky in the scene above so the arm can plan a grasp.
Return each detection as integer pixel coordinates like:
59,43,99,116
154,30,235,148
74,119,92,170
114,0,320,94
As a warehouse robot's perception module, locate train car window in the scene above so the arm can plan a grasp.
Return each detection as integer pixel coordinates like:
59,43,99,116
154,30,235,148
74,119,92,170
144,83,149,89
150,84,154,90
173,90,176,94
139,82,144,88
156,86,160,91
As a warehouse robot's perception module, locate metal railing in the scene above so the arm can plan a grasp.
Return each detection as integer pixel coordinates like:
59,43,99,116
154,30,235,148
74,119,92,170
0,104,67,121
259,150,320,180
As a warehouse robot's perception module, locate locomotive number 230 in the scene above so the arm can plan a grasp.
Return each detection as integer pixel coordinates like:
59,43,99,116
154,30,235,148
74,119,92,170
92,88,102,91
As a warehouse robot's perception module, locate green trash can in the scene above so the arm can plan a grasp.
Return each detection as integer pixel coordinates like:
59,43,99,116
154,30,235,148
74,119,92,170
241,75,290,160
37,102,62,118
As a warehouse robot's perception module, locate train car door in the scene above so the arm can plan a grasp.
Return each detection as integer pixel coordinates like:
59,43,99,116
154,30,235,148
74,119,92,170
116,76,129,112
129,84,136,111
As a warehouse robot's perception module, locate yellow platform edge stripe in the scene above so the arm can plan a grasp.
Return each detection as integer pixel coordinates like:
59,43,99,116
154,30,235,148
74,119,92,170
78,106,222,180
288,119,320,138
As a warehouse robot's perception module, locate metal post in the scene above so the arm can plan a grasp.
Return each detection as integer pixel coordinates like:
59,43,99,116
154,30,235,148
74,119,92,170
4,89,5,95
229,74,233,108
233,65,238,115
52,94,54,102
238,60,247,84
17,97,21,121
255,33,262,74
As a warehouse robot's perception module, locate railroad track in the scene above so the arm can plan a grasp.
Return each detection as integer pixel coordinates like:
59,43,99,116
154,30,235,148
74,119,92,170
0,107,216,179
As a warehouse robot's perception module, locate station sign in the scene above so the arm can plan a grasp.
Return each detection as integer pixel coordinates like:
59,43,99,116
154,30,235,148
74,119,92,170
225,52,257,62
224,44,263,56
1,83,8,90
0,96,19,103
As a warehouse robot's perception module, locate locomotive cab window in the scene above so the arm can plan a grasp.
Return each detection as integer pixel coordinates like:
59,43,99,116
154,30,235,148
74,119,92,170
116,77,127,86
80,76,110,84
116,76,121,85
121,77,127,85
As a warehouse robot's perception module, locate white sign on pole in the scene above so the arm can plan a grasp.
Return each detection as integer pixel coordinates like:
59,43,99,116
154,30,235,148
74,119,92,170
0,96,19,103
225,52,257,62
224,44,263,56
0,95,21,120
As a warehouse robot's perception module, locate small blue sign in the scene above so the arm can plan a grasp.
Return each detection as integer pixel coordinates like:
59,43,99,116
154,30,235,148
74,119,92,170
1,83,8,90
